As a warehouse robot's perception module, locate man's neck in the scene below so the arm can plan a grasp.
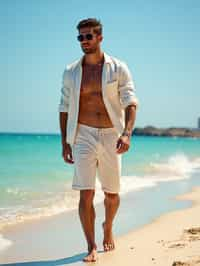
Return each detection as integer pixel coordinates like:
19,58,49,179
83,50,104,65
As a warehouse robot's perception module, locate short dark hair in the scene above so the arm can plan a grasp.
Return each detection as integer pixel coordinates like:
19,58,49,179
76,18,102,35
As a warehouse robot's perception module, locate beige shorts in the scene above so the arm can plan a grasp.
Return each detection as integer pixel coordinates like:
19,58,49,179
72,123,122,193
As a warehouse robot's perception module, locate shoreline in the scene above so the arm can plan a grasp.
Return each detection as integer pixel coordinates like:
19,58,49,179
0,184,199,265
0,173,192,235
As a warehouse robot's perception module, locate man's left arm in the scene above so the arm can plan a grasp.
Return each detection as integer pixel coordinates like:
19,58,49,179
116,62,138,154
116,104,136,154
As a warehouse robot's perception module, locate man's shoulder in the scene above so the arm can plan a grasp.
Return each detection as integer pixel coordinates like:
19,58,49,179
106,53,129,70
64,58,82,73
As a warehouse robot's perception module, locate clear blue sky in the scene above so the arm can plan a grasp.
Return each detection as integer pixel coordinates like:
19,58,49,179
0,0,199,133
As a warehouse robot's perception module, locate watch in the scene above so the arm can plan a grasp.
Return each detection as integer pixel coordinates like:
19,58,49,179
121,131,131,138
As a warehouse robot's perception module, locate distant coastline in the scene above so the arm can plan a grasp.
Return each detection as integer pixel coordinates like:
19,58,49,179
133,126,200,138
1,127,200,138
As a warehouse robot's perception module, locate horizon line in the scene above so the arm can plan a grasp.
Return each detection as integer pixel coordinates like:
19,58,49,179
0,126,199,135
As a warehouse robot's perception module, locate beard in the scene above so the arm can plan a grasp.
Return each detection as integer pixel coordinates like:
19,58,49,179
81,46,98,54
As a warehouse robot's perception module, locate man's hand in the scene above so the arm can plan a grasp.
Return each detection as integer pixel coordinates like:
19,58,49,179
116,135,130,154
62,142,74,164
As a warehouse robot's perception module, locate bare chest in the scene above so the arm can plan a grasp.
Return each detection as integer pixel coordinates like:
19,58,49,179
78,62,113,127
80,64,103,97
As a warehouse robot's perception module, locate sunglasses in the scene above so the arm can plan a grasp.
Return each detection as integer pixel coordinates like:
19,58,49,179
77,33,94,42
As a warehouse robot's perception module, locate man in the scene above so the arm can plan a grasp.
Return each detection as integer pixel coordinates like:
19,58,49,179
59,18,138,262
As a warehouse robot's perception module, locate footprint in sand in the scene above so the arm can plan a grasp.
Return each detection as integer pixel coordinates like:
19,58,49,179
168,243,186,249
172,261,190,266
171,228,200,266
172,259,200,266
184,227,200,241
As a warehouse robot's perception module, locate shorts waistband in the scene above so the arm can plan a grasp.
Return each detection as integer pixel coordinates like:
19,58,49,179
77,123,117,133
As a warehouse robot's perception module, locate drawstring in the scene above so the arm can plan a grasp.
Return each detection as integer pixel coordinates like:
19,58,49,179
99,129,104,146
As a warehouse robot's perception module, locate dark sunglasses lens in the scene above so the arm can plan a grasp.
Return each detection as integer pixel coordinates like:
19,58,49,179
77,35,84,42
86,34,93,40
77,34,94,42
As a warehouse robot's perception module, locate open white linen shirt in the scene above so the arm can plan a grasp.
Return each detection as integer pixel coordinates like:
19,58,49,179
58,52,139,145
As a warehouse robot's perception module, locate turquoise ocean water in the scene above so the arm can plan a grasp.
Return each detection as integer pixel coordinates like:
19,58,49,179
0,133,200,234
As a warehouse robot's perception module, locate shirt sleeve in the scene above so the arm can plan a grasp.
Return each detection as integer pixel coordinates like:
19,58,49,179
58,68,70,113
118,62,139,109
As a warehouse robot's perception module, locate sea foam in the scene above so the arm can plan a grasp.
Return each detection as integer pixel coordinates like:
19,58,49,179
148,153,200,181
0,234,12,252
0,153,199,230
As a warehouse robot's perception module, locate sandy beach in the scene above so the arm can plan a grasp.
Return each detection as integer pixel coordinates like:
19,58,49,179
98,186,200,266
0,186,200,265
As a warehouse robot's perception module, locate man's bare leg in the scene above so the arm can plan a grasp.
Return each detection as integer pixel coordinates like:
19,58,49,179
79,190,98,262
103,192,120,251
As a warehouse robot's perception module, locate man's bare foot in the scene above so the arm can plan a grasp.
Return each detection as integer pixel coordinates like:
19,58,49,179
102,222,115,252
83,248,98,263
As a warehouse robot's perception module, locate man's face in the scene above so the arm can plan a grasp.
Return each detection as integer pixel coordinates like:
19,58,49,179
78,27,102,54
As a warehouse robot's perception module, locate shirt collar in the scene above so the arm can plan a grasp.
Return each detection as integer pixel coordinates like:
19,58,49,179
103,52,113,64
78,51,112,66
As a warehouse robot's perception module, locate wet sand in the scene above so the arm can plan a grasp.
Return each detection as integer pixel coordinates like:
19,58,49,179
0,187,200,265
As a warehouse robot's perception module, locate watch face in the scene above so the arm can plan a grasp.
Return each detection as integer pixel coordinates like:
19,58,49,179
122,132,131,137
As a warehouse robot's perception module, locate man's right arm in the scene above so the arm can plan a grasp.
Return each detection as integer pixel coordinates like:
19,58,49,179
58,69,74,164
59,112,74,164
59,112,68,146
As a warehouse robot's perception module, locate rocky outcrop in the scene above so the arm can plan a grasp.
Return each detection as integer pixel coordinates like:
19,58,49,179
133,126,200,138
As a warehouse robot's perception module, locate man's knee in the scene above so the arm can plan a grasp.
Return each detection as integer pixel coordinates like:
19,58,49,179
79,190,95,208
104,192,120,205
